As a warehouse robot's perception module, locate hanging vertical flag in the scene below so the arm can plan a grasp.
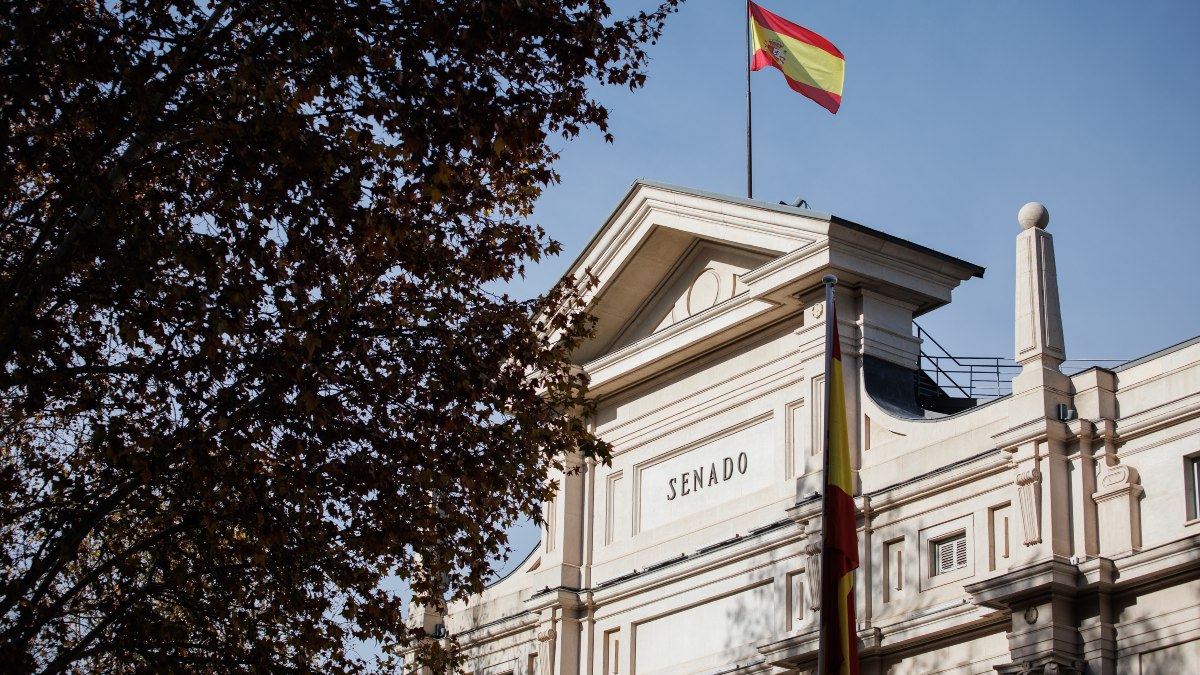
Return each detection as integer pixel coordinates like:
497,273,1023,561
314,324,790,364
749,2,845,114
819,276,860,675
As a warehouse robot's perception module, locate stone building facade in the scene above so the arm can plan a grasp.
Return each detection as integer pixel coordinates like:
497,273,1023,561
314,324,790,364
410,181,1200,674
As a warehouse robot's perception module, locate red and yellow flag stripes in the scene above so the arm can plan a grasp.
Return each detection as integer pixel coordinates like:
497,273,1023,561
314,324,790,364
749,2,845,114
820,302,860,675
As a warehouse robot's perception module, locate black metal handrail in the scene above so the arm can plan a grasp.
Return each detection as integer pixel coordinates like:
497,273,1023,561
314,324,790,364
914,322,1019,400
919,355,1021,399
914,322,1129,401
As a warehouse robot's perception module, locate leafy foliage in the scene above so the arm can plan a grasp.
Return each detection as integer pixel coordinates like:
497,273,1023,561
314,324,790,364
0,1,677,672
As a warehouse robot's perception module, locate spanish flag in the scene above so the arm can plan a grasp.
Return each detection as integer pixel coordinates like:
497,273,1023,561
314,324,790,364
820,296,860,674
749,2,845,114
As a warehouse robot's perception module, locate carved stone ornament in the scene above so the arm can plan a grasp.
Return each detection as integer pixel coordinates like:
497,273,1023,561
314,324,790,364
1039,660,1083,675
537,625,557,675
1016,468,1042,546
1097,462,1140,493
997,658,1083,675
686,268,721,316
1092,460,1144,554
804,541,821,611
811,302,824,319
1023,606,1039,625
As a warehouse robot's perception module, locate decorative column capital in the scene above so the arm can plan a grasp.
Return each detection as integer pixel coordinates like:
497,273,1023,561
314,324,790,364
1016,465,1043,546
803,541,822,611
1093,462,1144,555
995,656,1084,675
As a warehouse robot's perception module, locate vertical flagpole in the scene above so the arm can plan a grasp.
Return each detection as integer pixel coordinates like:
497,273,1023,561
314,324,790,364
817,273,837,675
745,0,753,199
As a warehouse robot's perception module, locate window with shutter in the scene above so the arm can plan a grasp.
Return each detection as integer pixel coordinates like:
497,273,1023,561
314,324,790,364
932,532,968,575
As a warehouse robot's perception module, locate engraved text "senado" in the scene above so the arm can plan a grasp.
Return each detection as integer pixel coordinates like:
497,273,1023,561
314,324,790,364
666,452,749,501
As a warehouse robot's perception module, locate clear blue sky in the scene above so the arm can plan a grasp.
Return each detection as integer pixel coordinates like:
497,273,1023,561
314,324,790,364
493,0,1200,575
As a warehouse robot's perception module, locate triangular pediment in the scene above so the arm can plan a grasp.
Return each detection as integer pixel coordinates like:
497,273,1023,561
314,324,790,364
563,181,984,396
567,181,825,366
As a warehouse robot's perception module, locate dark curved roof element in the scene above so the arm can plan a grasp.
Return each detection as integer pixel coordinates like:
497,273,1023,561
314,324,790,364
862,355,928,419
863,355,1003,420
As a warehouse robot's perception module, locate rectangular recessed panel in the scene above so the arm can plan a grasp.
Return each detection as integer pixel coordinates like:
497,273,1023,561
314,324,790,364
633,583,773,675
635,416,774,534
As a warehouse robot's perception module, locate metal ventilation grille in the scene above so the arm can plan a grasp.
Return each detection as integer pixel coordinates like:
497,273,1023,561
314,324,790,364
933,533,968,575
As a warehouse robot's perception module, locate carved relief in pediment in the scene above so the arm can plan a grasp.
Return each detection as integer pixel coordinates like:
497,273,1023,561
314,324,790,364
612,243,772,350
654,266,741,332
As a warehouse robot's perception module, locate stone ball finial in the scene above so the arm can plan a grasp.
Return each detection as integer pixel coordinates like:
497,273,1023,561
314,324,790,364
1018,202,1050,230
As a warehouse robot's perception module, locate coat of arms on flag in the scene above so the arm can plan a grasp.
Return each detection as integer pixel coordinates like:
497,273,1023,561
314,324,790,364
767,39,788,66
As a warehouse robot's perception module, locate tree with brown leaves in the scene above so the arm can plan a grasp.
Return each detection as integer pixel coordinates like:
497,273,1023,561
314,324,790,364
0,1,678,672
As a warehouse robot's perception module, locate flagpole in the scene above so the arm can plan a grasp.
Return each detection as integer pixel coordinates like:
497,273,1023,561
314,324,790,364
745,0,753,199
817,273,837,675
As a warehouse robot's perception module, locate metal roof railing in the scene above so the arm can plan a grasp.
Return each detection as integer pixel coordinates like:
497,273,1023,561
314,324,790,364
914,322,1129,401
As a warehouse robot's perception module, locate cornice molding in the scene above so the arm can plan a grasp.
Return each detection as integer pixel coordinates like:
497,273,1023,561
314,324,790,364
1113,391,1200,443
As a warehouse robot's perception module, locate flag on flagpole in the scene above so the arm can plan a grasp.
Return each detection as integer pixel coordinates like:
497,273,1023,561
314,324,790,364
820,279,860,675
749,1,845,114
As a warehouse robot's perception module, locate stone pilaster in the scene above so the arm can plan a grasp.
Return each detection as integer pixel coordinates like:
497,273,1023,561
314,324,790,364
532,452,587,592
1067,419,1100,559
558,452,586,590
1077,559,1119,675
982,203,1087,675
